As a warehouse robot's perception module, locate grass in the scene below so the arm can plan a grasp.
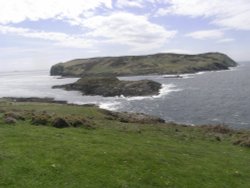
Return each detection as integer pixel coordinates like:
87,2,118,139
0,101,250,187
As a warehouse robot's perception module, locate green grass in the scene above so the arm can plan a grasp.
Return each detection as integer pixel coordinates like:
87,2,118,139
0,101,250,187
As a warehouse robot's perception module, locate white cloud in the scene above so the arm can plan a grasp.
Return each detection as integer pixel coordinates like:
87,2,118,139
81,12,177,51
216,38,235,44
116,0,155,8
115,0,155,8
0,25,94,48
161,48,192,54
116,0,144,8
186,29,224,40
157,0,250,30
0,0,112,24
155,8,171,17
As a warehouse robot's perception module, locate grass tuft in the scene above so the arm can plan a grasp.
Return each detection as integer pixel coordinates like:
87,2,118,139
233,135,250,147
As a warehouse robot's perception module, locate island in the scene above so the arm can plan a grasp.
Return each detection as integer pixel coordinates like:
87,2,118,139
51,52,237,97
50,52,237,77
53,76,161,97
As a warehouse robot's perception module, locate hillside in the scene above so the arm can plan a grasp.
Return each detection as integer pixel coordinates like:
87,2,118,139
50,52,237,77
0,99,250,187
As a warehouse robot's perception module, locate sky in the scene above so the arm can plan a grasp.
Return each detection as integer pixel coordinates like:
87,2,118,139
0,0,250,71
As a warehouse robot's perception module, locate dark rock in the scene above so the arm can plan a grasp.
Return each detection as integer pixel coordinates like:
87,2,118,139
53,77,161,97
50,63,64,76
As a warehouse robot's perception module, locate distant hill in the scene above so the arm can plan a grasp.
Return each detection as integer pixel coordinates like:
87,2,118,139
50,52,237,77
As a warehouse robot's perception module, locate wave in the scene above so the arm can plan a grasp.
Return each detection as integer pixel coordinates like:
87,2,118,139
153,84,182,98
98,101,122,111
98,84,182,110
120,84,182,101
196,71,206,75
178,71,207,79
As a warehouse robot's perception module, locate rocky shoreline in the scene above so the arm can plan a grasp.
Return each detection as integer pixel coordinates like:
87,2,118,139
1,97,98,107
2,97,67,104
1,97,165,124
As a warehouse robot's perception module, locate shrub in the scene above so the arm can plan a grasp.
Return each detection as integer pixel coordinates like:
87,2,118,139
66,116,94,129
102,110,165,124
81,119,94,129
71,119,84,127
4,117,17,124
4,112,25,121
31,114,51,125
52,117,70,128
233,135,250,148
201,125,233,134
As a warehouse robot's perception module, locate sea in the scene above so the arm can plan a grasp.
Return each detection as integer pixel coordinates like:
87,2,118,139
0,62,249,129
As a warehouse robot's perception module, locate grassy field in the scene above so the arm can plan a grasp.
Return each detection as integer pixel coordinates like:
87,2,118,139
0,101,250,187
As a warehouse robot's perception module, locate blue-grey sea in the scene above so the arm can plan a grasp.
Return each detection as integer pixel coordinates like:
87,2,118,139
0,62,249,129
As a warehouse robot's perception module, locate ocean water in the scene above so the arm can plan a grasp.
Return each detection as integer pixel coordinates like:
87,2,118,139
0,62,249,129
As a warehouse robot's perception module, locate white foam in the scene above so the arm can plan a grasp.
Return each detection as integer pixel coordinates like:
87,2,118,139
179,71,206,79
69,101,97,105
153,84,182,98
121,84,182,101
99,101,121,111
126,96,150,101
196,71,206,75
180,74,195,79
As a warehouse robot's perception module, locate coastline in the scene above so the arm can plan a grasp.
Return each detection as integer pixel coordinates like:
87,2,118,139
1,96,249,131
0,65,246,129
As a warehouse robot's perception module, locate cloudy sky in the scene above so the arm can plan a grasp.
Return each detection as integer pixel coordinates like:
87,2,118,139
0,0,250,71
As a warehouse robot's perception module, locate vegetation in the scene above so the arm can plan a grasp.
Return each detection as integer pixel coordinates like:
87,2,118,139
50,52,237,77
0,99,250,187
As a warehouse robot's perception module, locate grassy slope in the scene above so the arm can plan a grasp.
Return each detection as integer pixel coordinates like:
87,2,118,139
50,52,237,77
0,101,250,188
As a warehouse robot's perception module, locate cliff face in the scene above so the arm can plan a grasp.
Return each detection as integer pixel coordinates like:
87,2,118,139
50,52,237,77
53,77,161,97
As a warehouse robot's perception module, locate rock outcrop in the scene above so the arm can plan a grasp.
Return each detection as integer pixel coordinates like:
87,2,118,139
53,77,161,97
